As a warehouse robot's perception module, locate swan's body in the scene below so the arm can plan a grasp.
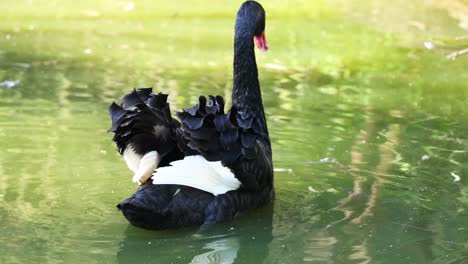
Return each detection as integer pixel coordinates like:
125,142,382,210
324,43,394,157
108,1,273,230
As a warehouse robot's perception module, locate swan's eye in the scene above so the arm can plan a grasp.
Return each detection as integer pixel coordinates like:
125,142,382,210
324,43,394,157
254,31,269,52
254,12,265,37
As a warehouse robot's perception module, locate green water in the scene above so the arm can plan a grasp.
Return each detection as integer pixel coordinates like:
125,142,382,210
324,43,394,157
0,0,467,263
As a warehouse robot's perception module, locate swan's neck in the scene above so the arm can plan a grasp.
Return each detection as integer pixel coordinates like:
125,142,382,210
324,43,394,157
232,34,263,112
232,34,262,114
232,32,270,148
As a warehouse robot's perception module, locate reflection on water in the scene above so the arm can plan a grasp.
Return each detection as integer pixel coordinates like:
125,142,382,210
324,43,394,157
117,205,273,263
190,237,240,264
1,0,467,263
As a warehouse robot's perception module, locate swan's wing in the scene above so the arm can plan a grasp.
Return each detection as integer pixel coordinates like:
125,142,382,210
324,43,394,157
152,155,241,195
227,139,273,191
175,96,273,190
108,88,183,183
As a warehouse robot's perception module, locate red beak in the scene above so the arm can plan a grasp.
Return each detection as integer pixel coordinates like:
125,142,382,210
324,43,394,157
254,32,269,52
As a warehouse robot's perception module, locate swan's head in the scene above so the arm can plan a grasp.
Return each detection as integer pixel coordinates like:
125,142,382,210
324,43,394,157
237,1,269,52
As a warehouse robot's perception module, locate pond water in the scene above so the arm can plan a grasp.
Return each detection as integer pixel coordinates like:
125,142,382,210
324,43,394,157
0,0,467,263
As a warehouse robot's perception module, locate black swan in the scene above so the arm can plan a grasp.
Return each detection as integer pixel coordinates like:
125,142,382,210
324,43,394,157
108,0,273,230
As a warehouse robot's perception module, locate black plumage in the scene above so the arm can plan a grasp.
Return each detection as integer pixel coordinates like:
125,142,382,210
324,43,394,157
109,1,274,230
108,89,183,166
117,185,214,230
175,96,260,164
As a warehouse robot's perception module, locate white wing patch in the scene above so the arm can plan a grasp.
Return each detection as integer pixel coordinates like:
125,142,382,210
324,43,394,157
123,147,160,184
132,151,160,183
123,146,141,172
152,155,241,196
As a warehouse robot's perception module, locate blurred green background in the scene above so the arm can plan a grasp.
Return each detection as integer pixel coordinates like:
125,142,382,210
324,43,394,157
0,0,467,263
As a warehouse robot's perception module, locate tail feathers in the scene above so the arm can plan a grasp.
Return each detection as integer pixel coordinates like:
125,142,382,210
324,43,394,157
117,182,177,229
117,203,168,230
108,88,183,182
117,184,213,230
